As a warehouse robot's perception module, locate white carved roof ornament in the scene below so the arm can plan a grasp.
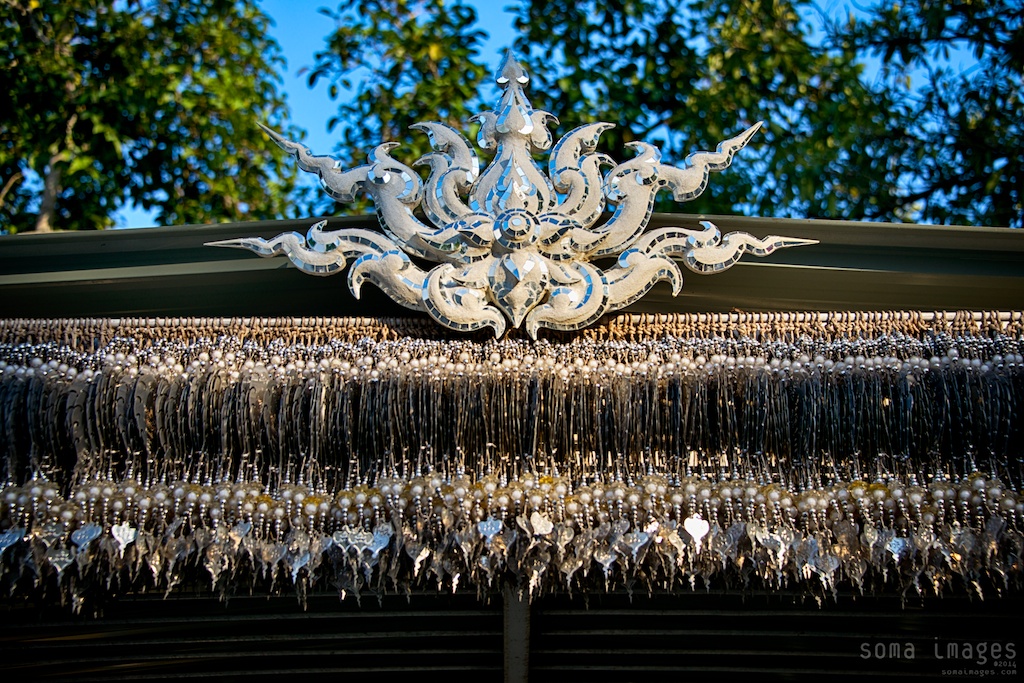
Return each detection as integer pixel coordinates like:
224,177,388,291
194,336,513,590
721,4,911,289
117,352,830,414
209,52,816,337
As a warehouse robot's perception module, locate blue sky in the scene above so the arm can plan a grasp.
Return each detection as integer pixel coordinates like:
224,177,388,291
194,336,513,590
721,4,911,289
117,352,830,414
266,0,518,154
117,0,520,228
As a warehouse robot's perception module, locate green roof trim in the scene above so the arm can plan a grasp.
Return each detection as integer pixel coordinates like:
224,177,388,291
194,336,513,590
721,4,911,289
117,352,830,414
2,214,1022,318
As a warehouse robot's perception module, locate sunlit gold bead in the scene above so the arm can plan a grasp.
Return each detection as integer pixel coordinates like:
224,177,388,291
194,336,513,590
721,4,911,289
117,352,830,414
868,482,889,501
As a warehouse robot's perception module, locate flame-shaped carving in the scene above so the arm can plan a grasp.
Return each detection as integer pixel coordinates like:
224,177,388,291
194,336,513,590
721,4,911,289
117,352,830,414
209,52,816,338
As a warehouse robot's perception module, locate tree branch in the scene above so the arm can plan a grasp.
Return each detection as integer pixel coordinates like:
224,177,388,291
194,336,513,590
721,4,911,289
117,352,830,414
0,171,23,211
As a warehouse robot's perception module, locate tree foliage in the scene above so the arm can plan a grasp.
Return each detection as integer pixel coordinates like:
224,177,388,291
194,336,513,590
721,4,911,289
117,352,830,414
513,0,910,220
306,0,490,213
309,0,1021,226
828,0,1023,226
0,0,301,233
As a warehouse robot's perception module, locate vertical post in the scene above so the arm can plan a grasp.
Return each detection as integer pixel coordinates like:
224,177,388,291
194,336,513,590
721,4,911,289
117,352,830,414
503,585,530,683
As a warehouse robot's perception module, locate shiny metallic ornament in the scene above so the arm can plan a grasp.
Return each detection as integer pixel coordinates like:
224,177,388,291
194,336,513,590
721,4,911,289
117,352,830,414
209,52,815,338
4,315,1021,609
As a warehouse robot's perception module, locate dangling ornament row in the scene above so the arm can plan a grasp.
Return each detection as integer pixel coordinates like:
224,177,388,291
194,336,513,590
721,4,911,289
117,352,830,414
1,320,1022,609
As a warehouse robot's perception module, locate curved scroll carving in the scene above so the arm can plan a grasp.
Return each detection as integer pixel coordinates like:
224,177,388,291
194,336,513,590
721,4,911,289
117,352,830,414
211,52,815,338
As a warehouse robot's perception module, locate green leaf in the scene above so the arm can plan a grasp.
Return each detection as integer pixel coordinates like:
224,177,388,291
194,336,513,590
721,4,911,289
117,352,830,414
66,156,94,177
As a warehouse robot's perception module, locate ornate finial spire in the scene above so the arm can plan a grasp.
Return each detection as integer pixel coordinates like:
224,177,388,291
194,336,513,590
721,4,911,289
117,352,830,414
209,54,816,338
470,51,554,215
495,49,529,87
492,52,536,138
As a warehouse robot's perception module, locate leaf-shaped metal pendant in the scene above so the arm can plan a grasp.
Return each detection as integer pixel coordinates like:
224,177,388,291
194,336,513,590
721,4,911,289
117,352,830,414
290,551,310,583
71,523,103,549
887,537,911,563
594,547,618,574
530,511,553,536
349,529,374,553
47,547,73,576
111,523,138,557
35,522,63,549
477,518,503,542
369,524,393,558
0,527,25,552
331,529,349,550
683,516,710,554
621,531,650,561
